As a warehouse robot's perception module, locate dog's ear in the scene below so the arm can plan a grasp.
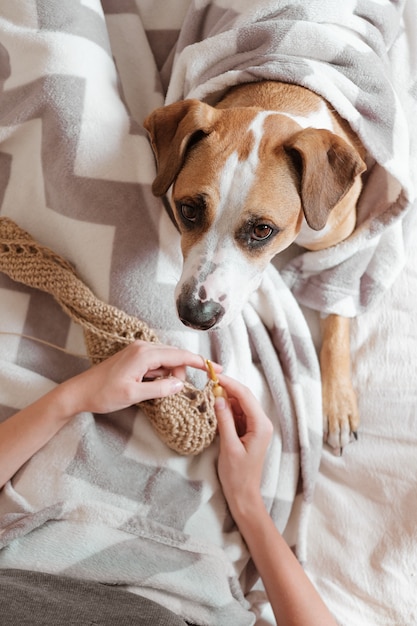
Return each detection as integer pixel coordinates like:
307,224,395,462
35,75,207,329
143,100,217,196
284,128,366,230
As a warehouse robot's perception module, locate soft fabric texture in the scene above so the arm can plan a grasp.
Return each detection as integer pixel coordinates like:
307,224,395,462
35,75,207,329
305,204,417,626
0,1,416,625
0,2,322,624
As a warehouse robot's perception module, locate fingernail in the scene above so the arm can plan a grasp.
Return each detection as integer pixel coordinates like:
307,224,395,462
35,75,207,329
215,396,226,410
170,378,184,392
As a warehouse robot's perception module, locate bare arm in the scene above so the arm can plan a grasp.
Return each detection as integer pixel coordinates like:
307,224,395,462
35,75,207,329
215,375,337,626
0,341,211,489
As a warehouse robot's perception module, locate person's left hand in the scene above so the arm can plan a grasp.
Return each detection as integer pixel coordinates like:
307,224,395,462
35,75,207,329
63,340,218,415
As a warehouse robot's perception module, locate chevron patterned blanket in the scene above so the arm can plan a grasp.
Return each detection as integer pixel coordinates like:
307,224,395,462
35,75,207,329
0,1,415,625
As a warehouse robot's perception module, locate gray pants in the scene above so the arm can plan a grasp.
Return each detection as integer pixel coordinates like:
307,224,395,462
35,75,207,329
0,569,190,625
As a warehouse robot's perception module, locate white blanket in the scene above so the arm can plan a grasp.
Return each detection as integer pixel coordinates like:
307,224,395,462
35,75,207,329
0,2,321,624
0,1,416,625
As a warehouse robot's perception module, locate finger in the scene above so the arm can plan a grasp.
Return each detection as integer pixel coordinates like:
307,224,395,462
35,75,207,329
143,367,171,380
217,376,265,420
138,377,184,402
215,396,241,449
143,364,199,382
170,365,189,381
168,357,222,381
217,375,273,442
143,347,209,373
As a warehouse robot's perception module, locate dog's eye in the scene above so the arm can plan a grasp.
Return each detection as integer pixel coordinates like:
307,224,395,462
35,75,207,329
180,204,198,223
251,224,274,241
236,219,278,250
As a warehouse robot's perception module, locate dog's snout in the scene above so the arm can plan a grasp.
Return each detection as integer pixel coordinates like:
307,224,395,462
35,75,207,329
177,294,224,330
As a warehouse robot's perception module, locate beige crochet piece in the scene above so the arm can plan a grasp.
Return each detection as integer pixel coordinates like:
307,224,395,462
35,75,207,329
0,217,217,455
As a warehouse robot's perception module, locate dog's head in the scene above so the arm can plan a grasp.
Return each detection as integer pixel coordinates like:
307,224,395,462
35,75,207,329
144,99,365,330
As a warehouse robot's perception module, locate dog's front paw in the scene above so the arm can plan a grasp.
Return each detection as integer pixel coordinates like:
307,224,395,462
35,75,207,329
322,378,359,452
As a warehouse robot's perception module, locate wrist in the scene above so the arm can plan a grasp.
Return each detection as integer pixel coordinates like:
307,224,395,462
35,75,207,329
227,490,269,527
46,377,86,424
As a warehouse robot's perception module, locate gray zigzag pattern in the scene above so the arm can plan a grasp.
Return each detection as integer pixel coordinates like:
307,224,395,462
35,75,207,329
36,0,112,55
0,32,185,341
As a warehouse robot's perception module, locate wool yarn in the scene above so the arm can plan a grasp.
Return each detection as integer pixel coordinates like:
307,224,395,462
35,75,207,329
0,217,217,455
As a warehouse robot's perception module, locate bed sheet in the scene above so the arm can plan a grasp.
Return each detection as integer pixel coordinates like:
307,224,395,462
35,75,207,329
305,204,417,626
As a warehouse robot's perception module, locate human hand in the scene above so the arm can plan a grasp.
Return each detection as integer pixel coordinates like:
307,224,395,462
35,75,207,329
63,340,217,415
214,376,338,626
214,375,273,520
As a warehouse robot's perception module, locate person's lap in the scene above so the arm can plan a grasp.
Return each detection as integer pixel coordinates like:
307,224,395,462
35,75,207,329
0,569,189,626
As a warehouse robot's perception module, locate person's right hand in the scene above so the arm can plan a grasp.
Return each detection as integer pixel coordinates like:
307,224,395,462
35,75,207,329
214,375,273,520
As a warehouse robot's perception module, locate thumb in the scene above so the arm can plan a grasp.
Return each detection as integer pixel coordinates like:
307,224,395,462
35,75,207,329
139,377,184,402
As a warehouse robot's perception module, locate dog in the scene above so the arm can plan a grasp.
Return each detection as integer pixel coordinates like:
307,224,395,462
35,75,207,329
143,81,366,450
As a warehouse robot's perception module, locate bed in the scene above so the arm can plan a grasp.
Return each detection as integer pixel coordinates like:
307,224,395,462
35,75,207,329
0,1,416,625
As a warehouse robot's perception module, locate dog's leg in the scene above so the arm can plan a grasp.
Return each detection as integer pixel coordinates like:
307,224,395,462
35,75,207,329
320,314,359,451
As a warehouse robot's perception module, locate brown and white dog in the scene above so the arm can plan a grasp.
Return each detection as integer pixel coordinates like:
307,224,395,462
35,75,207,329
143,81,366,450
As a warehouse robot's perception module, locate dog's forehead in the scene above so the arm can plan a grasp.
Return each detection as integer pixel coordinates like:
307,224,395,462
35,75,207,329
185,108,302,168
214,111,301,221
213,108,301,152
174,109,301,198
214,125,263,226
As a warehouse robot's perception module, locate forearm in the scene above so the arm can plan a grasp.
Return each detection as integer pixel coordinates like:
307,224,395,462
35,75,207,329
0,342,211,490
0,381,78,489
233,498,337,626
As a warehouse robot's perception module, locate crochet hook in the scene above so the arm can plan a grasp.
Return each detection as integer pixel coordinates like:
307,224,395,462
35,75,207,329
205,359,228,399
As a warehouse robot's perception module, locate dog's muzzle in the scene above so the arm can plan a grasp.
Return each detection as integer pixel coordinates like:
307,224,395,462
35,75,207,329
176,288,225,331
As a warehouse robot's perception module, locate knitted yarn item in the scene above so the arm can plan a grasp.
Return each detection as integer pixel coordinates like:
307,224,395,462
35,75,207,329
0,217,217,455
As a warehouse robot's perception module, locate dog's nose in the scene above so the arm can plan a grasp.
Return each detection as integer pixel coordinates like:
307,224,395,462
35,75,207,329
177,295,224,330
